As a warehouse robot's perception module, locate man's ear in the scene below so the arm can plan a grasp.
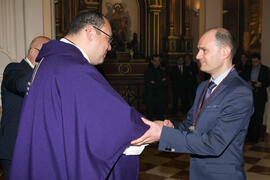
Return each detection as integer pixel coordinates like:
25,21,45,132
222,45,231,59
29,48,36,56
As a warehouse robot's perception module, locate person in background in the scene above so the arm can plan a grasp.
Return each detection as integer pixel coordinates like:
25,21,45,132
184,54,198,109
0,36,50,179
246,53,270,143
144,55,168,120
235,52,251,80
132,27,254,180
170,56,188,115
9,11,148,180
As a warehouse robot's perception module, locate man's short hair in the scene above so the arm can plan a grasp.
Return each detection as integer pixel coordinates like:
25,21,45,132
208,28,236,59
184,53,192,59
68,10,105,35
240,51,249,58
251,53,261,60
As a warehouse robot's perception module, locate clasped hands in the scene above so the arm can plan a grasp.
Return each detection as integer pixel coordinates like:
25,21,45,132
248,81,262,87
131,117,173,146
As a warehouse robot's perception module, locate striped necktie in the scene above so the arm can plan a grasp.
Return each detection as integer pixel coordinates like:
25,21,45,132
203,81,216,104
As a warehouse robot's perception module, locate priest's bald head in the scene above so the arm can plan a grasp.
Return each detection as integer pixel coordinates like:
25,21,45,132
65,10,112,65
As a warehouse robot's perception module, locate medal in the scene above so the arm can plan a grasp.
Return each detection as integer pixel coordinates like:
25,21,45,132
189,125,195,132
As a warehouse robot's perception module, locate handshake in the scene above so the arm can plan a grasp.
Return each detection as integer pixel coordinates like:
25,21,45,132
131,117,174,146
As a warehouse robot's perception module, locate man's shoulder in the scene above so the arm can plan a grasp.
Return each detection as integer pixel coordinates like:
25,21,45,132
261,64,269,71
3,60,26,71
5,61,21,67
41,54,97,80
228,74,252,94
171,65,179,71
198,80,208,86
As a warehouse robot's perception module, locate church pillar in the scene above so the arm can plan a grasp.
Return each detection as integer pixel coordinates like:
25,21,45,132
83,0,100,11
262,0,270,134
183,0,192,53
146,1,163,56
184,0,191,37
167,0,182,56
203,0,223,30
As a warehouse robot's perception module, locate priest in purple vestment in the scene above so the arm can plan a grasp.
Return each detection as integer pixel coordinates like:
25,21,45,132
9,10,148,180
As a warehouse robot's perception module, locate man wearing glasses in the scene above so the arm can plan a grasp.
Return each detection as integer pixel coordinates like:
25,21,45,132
9,11,148,180
0,36,50,180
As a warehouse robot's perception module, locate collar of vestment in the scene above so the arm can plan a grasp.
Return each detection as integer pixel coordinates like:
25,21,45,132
60,38,91,63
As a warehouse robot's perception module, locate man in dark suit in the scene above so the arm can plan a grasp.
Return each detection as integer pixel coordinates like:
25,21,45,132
144,55,168,120
246,53,269,143
0,36,50,179
184,54,198,108
235,52,251,81
132,28,254,180
170,56,188,114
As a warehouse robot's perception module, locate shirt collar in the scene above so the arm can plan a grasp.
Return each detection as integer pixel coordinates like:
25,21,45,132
24,57,35,69
210,66,234,86
252,64,261,70
60,38,90,63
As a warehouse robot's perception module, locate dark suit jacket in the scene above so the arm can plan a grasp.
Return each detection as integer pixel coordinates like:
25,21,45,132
0,59,33,159
159,70,254,180
144,64,168,99
170,65,187,91
185,61,198,87
246,64,270,103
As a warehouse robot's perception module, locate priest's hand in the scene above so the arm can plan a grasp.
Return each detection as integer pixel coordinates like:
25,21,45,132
131,117,163,146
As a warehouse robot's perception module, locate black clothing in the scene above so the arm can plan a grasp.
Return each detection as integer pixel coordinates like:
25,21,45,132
144,64,168,120
0,59,33,178
170,64,189,114
246,64,270,142
185,61,198,109
235,62,251,81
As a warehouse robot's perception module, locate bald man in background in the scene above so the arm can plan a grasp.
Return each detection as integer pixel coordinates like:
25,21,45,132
0,36,50,179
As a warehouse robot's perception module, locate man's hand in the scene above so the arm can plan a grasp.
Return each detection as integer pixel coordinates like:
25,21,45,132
255,81,262,87
163,119,173,128
131,117,163,146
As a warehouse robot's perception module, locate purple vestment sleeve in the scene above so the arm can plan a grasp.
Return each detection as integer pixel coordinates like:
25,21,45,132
9,40,148,180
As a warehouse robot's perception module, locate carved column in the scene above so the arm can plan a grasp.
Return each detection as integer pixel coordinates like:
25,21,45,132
80,0,101,11
183,0,192,53
167,0,183,56
169,0,176,35
146,0,163,56
55,0,79,39
184,0,191,37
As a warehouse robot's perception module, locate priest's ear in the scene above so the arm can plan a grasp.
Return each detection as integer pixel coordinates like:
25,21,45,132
84,25,96,41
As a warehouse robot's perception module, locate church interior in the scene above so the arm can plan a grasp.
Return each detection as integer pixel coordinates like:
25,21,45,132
1,0,270,179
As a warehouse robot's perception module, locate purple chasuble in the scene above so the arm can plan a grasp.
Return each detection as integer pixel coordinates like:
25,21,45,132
9,40,149,180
